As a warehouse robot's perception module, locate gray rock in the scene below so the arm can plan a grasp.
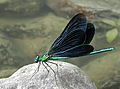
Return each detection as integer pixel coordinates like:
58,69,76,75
0,61,97,89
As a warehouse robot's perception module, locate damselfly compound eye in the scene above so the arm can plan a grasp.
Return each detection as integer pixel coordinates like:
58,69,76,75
34,55,39,63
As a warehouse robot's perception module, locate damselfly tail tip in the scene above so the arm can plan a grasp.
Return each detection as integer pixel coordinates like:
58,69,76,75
89,47,115,55
107,47,115,51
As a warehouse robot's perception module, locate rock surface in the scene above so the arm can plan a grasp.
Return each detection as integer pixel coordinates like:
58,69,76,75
0,61,97,89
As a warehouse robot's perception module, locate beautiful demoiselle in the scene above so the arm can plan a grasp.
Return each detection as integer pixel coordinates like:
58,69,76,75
32,13,114,78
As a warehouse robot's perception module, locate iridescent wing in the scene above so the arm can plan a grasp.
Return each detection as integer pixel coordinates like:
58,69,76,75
48,13,96,59
50,13,87,49
84,23,95,44
48,30,86,55
48,13,87,55
48,23,95,55
50,45,94,59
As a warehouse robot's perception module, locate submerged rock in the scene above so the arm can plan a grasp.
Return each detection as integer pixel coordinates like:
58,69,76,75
0,61,97,89
0,33,12,65
46,0,120,16
70,0,120,14
46,0,88,17
0,0,44,17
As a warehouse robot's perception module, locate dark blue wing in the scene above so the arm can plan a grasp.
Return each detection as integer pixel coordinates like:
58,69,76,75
50,13,87,49
48,23,95,55
48,30,86,55
50,45,94,58
84,23,95,44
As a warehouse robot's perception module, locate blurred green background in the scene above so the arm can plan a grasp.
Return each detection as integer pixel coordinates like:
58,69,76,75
0,0,120,89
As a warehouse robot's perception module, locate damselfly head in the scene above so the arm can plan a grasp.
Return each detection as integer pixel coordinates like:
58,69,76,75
34,55,39,63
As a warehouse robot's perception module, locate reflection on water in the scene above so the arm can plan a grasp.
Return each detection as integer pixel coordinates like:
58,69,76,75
0,0,120,89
